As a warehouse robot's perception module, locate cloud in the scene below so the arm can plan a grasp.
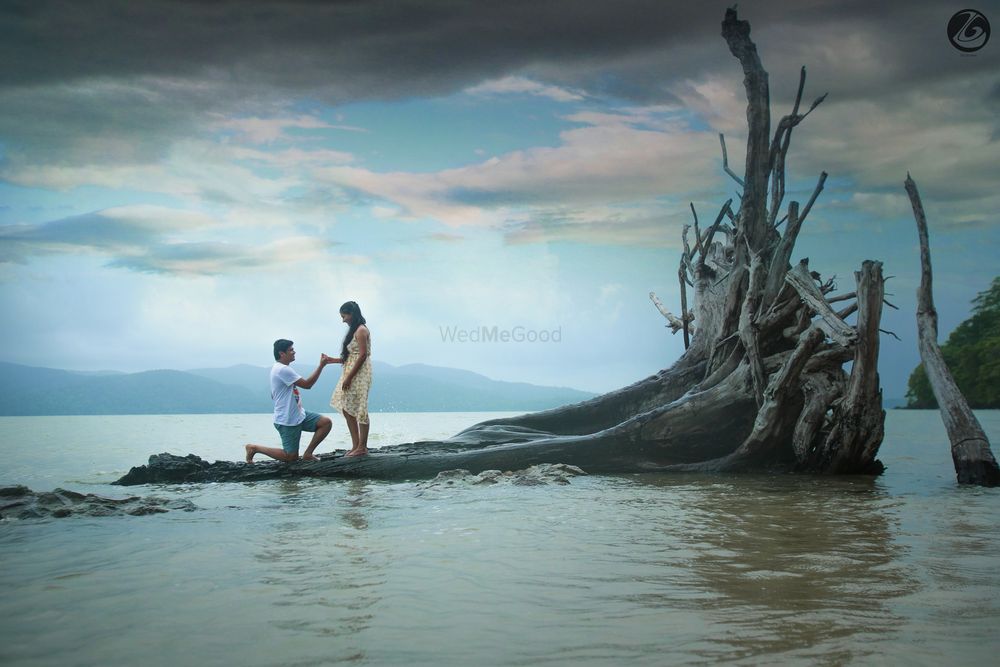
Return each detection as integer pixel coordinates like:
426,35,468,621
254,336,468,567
464,76,584,102
0,1,724,92
0,135,362,236
785,76,1000,229
3,1,981,169
108,236,347,276
66,259,388,371
0,206,342,275
0,0,996,246
0,136,301,199
0,75,236,170
427,233,464,243
662,49,1000,229
500,206,684,247
597,282,626,319
4,1,957,99
315,106,722,231
0,1,718,176
226,145,356,168
212,114,367,144
0,206,214,261
669,76,749,136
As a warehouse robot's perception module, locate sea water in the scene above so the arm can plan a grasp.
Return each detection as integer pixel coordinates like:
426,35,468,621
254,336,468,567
1,410,999,666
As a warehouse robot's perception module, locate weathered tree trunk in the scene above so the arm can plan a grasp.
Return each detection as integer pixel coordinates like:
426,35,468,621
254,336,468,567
116,8,889,486
905,175,1000,486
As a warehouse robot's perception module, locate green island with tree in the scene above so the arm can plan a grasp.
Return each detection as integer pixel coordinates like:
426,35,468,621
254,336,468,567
906,277,1000,409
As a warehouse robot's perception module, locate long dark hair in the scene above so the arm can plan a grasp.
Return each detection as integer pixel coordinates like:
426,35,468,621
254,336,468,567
340,301,367,360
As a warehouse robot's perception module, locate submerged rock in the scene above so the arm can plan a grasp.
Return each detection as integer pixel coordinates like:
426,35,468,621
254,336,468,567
115,452,228,485
0,485,198,520
417,463,587,489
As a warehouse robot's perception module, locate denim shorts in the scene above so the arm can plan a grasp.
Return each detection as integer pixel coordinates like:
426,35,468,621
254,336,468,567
274,411,322,454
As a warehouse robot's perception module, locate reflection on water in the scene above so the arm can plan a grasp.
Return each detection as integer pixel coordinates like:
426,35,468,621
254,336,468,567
631,475,916,663
341,480,372,532
249,480,386,662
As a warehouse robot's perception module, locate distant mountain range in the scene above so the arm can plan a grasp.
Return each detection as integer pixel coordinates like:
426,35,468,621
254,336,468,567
0,360,596,416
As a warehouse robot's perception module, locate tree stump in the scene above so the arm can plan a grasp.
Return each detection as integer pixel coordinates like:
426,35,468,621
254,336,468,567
905,175,999,486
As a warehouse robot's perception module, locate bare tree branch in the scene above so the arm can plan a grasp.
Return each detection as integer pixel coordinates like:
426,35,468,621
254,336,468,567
697,199,734,269
650,291,695,337
797,171,828,226
689,202,704,257
826,291,856,304
719,133,745,188
784,261,857,347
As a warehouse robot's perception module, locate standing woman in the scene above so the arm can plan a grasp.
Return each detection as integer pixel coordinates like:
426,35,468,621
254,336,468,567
330,301,372,457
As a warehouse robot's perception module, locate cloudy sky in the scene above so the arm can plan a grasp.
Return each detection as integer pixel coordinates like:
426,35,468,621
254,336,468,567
1,0,997,397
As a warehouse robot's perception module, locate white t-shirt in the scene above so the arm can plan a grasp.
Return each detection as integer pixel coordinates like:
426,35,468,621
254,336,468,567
271,362,305,426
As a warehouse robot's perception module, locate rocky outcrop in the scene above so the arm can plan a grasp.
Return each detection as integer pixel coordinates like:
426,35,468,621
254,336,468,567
113,452,590,486
114,452,348,485
0,485,197,520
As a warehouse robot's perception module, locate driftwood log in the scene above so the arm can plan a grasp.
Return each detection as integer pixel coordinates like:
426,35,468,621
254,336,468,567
116,8,889,486
905,175,999,486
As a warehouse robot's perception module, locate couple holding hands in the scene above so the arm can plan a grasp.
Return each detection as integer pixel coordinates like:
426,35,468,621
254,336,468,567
245,301,372,463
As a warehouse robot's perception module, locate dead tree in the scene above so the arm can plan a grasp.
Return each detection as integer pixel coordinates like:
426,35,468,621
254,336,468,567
117,7,888,486
905,175,1000,486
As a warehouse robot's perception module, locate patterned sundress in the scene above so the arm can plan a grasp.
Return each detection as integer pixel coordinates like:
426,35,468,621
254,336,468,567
330,333,372,424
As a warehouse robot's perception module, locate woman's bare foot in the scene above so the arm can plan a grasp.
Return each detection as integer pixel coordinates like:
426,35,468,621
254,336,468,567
345,448,368,457
245,444,256,463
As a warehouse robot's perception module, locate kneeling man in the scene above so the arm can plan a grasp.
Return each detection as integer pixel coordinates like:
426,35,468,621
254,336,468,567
245,339,334,463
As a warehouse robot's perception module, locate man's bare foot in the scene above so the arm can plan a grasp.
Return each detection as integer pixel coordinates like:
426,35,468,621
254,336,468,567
345,448,368,457
245,444,256,463
302,454,319,461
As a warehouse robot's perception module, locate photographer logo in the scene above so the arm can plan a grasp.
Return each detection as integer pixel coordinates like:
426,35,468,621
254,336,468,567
948,9,990,53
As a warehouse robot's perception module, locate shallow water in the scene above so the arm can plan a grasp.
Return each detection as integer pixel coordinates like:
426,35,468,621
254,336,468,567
1,410,999,666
